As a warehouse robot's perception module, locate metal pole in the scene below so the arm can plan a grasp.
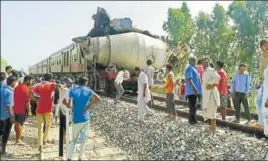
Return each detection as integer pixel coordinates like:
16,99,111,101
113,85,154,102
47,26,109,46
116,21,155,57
65,108,70,157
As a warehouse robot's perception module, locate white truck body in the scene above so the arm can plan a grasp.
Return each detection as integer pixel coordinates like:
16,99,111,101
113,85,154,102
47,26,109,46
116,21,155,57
73,32,167,71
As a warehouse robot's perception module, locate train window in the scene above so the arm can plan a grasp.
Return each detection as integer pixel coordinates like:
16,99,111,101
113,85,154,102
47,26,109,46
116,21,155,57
66,51,70,65
79,53,82,64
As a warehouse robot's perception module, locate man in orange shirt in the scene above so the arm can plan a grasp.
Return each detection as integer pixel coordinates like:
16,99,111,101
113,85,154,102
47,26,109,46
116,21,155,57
165,64,176,119
14,75,33,144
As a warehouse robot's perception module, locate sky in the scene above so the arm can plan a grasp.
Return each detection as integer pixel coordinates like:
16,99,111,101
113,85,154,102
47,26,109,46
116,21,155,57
1,1,233,70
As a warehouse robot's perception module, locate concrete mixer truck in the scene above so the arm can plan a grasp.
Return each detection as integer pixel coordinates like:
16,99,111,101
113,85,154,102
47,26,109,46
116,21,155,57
73,31,168,94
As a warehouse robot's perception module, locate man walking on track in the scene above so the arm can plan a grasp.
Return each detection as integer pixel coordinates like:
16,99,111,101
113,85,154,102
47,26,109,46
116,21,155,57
231,64,251,125
144,59,155,108
114,66,126,103
13,75,33,144
185,56,202,124
32,73,62,152
134,67,153,122
0,76,18,156
66,77,100,161
202,58,221,133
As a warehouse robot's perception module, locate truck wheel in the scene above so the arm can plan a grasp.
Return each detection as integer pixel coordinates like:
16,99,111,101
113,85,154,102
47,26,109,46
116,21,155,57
104,78,116,94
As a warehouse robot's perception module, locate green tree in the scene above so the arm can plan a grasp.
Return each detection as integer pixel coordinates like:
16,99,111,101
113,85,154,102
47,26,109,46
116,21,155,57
163,2,195,47
192,4,235,74
227,1,268,73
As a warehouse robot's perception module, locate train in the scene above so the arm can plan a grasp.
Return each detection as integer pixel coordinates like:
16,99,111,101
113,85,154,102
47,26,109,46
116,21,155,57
29,7,190,94
29,32,168,93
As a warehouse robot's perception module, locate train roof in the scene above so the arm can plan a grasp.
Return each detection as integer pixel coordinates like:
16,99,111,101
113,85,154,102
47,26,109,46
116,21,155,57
51,42,76,57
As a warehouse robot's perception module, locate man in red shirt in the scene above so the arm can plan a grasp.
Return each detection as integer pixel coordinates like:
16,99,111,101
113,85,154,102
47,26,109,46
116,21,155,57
32,73,62,152
14,75,33,144
196,59,204,81
216,61,228,120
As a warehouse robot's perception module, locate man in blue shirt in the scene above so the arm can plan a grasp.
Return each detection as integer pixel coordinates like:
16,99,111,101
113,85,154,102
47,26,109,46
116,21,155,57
185,56,202,124
231,64,251,124
0,76,17,155
66,76,100,161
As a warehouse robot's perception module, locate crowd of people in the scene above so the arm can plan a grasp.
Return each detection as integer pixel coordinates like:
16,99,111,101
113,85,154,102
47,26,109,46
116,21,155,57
0,39,268,160
113,39,268,134
0,67,100,160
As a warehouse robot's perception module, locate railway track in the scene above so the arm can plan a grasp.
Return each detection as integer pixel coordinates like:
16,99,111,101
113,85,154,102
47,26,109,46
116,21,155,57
96,90,266,138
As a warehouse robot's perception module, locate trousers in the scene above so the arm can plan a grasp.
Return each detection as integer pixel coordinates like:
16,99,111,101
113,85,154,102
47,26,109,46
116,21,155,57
114,83,124,101
0,118,12,153
166,93,175,115
234,92,251,121
187,95,198,123
67,121,89,160
137,99,153,121
36,112,53,146
59,111,66,157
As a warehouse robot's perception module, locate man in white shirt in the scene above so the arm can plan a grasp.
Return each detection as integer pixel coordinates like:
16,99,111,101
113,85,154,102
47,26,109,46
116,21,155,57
262,65,268,137
59,78,74,159
134,67,153,122
144,59,155,107
114,66,126,103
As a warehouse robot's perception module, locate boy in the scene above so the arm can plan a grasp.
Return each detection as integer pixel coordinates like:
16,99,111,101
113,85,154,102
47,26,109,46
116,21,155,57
231,64,251,125
165,64,176,119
